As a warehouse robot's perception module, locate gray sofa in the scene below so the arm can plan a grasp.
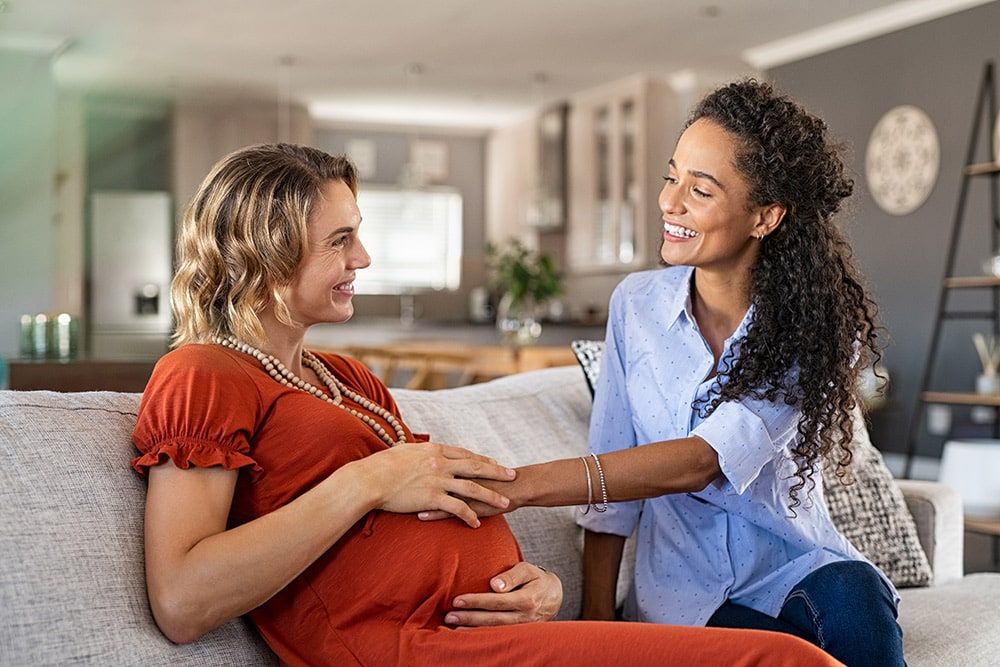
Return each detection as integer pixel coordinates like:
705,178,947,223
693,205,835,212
2,364,998,665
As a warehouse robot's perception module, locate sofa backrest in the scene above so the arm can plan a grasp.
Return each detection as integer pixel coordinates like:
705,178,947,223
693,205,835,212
0,366,608,666
0,362,935,662
0,389,277,666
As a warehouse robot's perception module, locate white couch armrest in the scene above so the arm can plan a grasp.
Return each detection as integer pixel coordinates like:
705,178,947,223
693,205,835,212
896,479,964,586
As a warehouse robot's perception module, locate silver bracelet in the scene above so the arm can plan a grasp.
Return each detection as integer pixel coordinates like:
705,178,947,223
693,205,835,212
590,452,608,512
578,456,593,515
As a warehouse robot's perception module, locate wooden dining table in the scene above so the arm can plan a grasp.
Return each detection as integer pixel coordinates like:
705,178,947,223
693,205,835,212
314,341,579,390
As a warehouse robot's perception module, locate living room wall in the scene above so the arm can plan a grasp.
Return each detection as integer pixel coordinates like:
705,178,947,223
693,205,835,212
768,1,1000,468
0,50,57,364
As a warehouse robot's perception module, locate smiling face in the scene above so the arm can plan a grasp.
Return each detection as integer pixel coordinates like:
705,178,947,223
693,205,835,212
659,119,784,279
280,179,371,327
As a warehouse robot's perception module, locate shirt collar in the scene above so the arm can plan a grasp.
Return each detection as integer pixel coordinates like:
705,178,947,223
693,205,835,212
667,265,755,342
667,265,695,329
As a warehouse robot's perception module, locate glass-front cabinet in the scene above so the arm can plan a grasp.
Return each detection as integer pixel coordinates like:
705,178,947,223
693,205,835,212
593,105,614,263
618,98,637,265
567,76,676,273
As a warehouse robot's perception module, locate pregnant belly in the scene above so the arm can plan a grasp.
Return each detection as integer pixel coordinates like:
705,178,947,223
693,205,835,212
311,511,523,628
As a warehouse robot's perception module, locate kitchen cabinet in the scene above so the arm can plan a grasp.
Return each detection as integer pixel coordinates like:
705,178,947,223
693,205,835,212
566,75,679,273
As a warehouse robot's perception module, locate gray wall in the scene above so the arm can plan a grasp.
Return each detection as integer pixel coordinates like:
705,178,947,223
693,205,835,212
769,1,1000,461
0,50,57,363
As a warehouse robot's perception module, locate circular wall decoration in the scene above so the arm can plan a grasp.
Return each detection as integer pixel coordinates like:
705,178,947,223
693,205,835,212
865,105,940,216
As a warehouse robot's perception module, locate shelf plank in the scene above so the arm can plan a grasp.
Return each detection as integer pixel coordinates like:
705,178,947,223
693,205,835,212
944,276,1000,288
942,310,997,320
922,391,1000,406
965,162,1000,176
965,518,1000,536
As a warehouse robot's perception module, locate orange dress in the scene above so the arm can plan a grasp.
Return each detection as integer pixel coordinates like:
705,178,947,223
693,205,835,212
132,344,842,667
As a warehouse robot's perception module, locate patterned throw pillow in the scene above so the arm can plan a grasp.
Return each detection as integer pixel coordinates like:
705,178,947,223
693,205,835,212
568,339,933,588
570,339,604,397
821,423,932,587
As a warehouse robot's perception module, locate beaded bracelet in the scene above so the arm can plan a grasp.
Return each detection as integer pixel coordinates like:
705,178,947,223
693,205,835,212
590,452,608,512
578,456,593,515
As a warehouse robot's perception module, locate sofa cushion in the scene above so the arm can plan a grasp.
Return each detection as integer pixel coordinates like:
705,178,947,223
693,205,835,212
898,573,1000,666
569,339,933,589
0,390,277,666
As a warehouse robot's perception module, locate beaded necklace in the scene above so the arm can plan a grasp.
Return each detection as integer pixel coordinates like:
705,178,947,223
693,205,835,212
214,336,407,447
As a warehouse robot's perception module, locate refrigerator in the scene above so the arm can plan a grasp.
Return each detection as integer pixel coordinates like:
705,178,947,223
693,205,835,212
89,190,173,360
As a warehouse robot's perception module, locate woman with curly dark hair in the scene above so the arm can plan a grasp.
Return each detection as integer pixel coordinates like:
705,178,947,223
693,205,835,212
575,79,901,667
462,79,903,666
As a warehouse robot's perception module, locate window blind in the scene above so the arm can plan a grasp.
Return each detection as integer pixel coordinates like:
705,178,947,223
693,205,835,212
354,187,463,294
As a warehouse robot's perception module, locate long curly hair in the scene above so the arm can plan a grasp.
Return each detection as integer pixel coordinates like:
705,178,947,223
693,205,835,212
691,79,881,510
171,143,357,348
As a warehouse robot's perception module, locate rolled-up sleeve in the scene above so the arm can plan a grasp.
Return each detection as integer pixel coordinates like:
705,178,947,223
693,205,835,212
691,397,800,494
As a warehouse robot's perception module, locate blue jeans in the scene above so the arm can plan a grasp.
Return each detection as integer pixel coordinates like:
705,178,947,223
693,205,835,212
706,561,906,667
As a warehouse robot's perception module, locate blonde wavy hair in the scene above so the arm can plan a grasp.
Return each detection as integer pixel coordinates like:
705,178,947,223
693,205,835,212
171,143,357,348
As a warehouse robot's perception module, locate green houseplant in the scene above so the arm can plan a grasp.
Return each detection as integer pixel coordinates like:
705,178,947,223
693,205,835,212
485,239,564,346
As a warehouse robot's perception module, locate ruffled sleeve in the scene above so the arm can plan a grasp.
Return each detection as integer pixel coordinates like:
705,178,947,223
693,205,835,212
130,438,259,475
131,344,264,475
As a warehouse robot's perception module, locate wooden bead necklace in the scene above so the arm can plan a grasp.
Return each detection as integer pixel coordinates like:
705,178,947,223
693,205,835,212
215,336,407,447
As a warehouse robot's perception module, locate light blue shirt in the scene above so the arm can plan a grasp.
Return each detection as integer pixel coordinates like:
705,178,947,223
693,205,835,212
576,265,895,625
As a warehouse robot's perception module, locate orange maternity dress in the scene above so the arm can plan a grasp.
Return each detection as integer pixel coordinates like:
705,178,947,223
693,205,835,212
132,344,842,667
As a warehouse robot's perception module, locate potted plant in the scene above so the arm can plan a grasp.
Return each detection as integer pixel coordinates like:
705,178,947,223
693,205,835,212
485,239,564,347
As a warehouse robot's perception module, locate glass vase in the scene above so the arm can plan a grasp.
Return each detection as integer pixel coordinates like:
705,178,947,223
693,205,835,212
495,292,543,347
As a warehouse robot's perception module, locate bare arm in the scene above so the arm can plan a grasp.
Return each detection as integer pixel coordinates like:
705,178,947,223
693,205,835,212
423,436,721,520
512,436,721,508
144,442,515,643
581,530,626,620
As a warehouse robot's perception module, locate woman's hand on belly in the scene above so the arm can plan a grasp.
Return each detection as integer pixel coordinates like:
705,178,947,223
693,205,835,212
351,441,516,528
444,562,563,627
